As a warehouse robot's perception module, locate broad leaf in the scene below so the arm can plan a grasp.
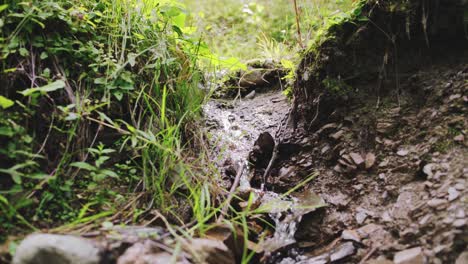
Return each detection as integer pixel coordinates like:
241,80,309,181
70,162,95,171
0,95,14,109
20,80,66,96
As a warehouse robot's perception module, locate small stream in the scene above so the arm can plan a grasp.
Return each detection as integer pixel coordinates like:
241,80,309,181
203,91,289,190
203,90,325,261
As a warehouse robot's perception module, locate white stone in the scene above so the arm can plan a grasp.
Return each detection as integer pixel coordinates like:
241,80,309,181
394,247,425,264
13,234,101,264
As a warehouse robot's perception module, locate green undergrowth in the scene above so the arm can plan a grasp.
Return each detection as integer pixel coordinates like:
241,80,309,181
182,0,354,62
0,0,237,241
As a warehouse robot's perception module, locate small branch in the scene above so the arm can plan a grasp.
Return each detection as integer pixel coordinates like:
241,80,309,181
292,0,304,49
217,162,245,223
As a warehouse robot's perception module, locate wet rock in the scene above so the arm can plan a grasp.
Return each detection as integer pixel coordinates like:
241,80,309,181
323,192,350,208
397,149,409,157
13,234,101,264
239,70,266,88
117,240,181,264
356,211,368,224
367,257,393,264
341,230,361,243
277,166,295,179
249,132,274,169
455,251,468,264
427,198,447,209
330,130,345,140
448,187,460,201
244,90,256,100
422,163,435,178
393,247,425,264
453,219,466,228
297,254,328,264
349,152,364,166
330,242,356,262
189,238,235,264
365,153,376,169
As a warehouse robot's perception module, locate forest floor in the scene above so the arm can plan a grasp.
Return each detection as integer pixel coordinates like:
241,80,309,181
9,48,468,264
199,53,467,264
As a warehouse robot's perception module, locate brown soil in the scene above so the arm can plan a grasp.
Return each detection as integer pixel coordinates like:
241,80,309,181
257,54,467,263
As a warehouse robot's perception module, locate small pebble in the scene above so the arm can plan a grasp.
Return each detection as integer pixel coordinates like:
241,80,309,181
453,219,466,228
448,187,460,201
427,199,447,208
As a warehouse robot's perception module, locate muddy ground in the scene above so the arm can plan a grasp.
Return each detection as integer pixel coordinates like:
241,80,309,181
217,57,467,263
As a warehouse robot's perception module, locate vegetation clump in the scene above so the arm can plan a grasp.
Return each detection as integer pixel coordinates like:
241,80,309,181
292,0,467,129
0,0,219,240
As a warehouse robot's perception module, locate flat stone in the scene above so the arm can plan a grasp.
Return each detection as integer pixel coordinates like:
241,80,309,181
330,130,345,140
341,230,361,243
367,257,393,264
455,251,468,264
356,211,368,224
423,163,434,177
397,149,409,156
349,152,364,166
13,234,101,264
330,242,356,262
427,198,447,208
393,247,424,264
453,219,466,228
365,153,376,169
454,134,464,142
244,90,256,99
448,187,460,201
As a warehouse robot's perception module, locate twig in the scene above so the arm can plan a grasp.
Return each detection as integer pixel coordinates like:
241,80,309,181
359,247,377,264
217,162,245,223
292,0,304,49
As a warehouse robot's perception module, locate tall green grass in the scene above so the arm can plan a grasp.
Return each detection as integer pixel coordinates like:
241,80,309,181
0,0,221,240
181,0,354,61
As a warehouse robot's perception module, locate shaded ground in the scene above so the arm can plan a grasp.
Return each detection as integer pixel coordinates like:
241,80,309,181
203,90,290,190
259,54,467,264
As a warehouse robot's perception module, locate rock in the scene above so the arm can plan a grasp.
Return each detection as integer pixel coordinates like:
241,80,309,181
356,211,368,224
13,234,101,264
244,90,256,99
455,251,468,264
427,198,447,208
330,242,356,262
278,166,295,179
239,70,266,88
298,254,328,264
349,152,364,166
321,145,330,154
448,187,460,201
324,192,350,208
366,257,394,264
341,230,361,243
397,149,409,157
454,134,464,142
365,153,376,169
117,241,182,264
453,219,466,228
330,130,345,140
422,163,434,178
393,247,425,264
188,238,235,264
248,132,274,169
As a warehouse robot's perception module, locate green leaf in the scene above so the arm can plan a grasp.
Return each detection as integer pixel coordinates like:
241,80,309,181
0,4,8,13
70,162,95,171
20,80,66,96
40,52,48,60
100,169,118,178
0,95,14,109
19,48,29,57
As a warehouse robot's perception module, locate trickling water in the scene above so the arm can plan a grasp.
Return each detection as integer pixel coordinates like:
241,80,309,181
203,91,324,262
